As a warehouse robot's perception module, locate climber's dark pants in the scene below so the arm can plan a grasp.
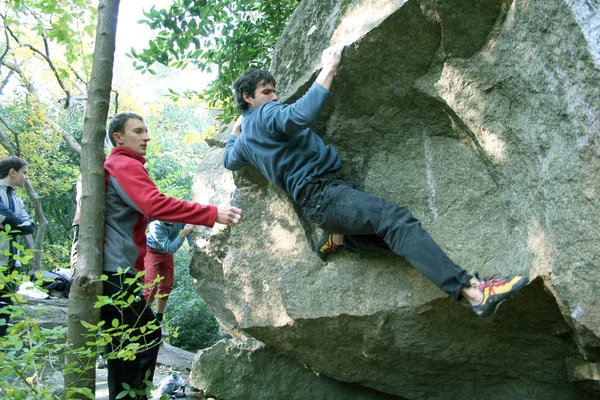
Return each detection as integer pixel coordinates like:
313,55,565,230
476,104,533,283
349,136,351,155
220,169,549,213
299,177,472,300
101,273,161,400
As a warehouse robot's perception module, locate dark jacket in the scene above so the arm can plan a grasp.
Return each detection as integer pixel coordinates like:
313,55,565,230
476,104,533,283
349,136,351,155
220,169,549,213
0,182,35,267
223,82,342,202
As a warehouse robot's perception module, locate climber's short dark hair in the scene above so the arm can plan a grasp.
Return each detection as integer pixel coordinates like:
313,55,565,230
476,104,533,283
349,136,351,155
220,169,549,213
233,69,277,113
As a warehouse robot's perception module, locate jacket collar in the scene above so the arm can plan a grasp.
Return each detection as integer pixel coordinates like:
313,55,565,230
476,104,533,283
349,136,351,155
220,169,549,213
0,181,13,194
109,146,147,165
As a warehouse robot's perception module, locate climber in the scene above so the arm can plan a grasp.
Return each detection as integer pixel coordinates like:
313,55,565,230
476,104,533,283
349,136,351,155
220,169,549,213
223,44,527,318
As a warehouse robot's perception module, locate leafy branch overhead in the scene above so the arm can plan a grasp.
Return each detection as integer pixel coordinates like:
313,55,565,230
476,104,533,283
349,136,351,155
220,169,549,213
131,0,299,122
2,0,98,106
0,0,98,271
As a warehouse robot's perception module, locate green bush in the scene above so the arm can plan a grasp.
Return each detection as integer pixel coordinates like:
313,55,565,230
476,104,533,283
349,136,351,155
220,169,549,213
164,251,221,352
0,240,162,400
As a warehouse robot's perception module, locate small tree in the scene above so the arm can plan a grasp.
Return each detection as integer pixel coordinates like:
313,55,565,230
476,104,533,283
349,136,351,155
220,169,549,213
64,0,120,396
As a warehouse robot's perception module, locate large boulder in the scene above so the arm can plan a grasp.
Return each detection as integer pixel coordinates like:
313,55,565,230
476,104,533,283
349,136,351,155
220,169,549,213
190,0,600,398
189,338,405,400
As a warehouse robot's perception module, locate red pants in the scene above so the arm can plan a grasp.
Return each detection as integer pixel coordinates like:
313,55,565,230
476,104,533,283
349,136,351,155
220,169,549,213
143,247,174,304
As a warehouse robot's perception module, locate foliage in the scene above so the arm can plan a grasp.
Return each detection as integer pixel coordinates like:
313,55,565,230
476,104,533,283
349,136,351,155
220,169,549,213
89,269,161,400
0,230,73,399
131,0,299,122
0,247,165,399
145,102,214,200
6,0,96,56
2,0,97,93
0,289,70,400
0,100,77,197
0,96,80,272
164,248,221,352
1,0,98,272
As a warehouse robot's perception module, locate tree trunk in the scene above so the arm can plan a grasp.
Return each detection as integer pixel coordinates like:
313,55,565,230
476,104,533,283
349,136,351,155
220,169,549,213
24,181,47,271
64,0,120,396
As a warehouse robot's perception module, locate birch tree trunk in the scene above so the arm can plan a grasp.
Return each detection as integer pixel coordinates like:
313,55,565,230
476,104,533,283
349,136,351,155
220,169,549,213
64,0,120,396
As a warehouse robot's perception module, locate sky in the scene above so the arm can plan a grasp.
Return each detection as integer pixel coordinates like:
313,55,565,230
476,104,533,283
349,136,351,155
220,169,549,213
115,1,163,52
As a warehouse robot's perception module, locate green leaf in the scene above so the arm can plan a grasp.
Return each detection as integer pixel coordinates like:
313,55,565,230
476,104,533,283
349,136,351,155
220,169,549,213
67,387,96,399
131,0,299,122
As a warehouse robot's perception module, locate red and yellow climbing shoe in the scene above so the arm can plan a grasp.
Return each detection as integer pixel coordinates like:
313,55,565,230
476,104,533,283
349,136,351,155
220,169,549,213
471,275,529,317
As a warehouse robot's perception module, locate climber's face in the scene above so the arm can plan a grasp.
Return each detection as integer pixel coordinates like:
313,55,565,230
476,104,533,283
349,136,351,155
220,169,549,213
243,81,278,109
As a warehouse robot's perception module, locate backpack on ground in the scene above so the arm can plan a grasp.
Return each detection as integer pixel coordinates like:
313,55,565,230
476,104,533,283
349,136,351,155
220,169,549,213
29,270,72,297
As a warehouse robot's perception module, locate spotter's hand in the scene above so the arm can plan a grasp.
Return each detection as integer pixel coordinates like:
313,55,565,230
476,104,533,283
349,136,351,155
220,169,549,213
216,205,243,227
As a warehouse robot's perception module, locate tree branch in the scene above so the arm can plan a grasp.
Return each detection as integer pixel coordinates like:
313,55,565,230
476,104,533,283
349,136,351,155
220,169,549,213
0,126,16,156
2,60,37,95
58,127,81,154
0,114,19,155
7,25,72,108
65,95,88,112
0,69,14,95
0,14,10,71
113,89,119,113
69,65,88,88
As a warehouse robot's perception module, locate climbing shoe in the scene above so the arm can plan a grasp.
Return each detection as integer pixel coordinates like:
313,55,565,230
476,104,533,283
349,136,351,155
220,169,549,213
315,232,342,261
471,275,529,318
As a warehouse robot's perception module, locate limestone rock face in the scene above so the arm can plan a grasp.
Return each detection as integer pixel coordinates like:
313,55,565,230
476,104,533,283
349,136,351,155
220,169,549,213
190,0,600,398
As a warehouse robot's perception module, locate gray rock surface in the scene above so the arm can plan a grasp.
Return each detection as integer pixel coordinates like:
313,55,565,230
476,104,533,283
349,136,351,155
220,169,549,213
190,338,405,400
12,296,69,329
190,0,600,398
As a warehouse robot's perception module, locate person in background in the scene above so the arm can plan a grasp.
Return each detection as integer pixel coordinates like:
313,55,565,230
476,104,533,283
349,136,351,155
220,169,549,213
102,112,242,400
224,45,528,319
0,156,35,337
144,220,195,336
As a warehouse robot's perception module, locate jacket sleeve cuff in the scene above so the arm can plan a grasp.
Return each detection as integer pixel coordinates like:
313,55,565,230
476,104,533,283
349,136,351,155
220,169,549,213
207,205,218,227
